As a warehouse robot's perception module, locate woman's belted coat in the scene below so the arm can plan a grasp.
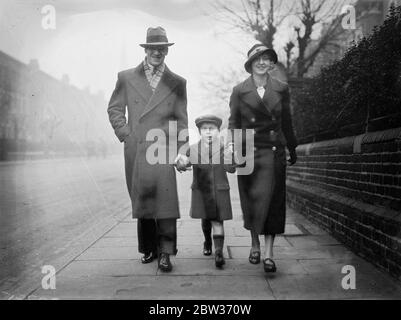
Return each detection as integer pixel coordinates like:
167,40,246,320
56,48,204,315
228,75,297,234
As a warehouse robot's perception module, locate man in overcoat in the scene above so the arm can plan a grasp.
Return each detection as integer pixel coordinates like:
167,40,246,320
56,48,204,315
107,27,188,272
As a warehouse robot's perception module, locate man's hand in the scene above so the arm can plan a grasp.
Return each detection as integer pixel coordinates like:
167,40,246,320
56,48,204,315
174,154,190,172
227,142,234,154
287,149,297,166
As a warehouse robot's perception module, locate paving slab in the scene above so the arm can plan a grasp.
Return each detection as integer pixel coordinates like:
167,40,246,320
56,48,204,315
285,215,310,224
92,237,137,248
177,234,292,248
224,235,292,247
30,275,275,300
76,247,141,260
120,214,133,222
301,223,329,235
119,220,135,224
266,272,401,300
156,258,235,276
93,236,240,249
228,245,356,260
175,245,229,259
297,257,399,277
233,224,304,237
177,226,206,236
227,259,307,276
154,258,305,276
103,223,137,238
221,227,237,237
77,244,228,260
285,235,341,248
177,235,208,246
58,259,158,277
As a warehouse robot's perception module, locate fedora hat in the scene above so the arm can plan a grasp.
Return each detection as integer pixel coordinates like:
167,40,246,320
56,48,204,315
244,44,278,73
195,115,223,129
139,27,174,48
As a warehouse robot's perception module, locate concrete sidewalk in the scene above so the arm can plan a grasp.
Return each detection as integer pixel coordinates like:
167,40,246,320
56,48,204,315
29,204,401,300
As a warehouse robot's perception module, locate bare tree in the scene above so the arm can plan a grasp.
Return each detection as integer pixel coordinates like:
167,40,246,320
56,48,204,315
211,0,296,48
292,0,348,77
209,0,351,77
200,67,247,123
284,41,295,70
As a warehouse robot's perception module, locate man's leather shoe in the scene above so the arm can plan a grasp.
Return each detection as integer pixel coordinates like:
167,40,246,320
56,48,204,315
141,252,157,264
158,253,172,272
215,250,225,269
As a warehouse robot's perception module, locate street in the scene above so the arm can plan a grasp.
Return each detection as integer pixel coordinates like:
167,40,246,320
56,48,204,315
0,155,130,297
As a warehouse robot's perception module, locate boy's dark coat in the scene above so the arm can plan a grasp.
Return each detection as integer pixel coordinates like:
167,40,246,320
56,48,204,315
188,141,235,221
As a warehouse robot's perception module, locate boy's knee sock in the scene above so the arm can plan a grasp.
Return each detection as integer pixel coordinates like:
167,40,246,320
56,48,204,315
213,234,224,252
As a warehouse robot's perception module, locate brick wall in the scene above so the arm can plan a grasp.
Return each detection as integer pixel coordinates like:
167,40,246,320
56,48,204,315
286,127,401,279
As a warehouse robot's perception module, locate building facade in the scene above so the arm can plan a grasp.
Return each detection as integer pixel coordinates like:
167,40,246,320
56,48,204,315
0,50,114,160
356,0,401,35
304,0,401,77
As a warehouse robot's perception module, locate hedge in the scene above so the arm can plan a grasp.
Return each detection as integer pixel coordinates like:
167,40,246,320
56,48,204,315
292,5,401,144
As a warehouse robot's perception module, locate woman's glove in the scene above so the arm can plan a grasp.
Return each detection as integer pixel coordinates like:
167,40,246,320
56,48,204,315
268,64,288,92
287,148,297,166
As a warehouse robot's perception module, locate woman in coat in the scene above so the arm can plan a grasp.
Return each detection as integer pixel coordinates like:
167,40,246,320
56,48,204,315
228,44,297,272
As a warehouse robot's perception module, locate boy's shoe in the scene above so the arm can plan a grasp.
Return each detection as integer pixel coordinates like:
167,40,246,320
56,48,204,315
215,250,225,268
141,251,157,264
203,241,212,256
249,250,261,264
158,253,172,272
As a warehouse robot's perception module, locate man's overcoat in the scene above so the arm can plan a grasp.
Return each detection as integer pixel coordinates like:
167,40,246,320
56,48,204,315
108,63,188,219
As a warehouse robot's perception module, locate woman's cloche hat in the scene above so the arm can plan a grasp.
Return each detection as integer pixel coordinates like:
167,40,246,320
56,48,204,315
195,115,223,129
140,26,175,48
244,44,278,73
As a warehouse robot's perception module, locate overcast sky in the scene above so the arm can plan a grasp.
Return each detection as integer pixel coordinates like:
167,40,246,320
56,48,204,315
0,0,349,131
1,0,261,126
0,0,254,90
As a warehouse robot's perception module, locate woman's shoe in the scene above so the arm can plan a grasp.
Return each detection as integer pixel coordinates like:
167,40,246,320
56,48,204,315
203,242,212,256
215,250,225,268
263,258,277,273
249,250,261,264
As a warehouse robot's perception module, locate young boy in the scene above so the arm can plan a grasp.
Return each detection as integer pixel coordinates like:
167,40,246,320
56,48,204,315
177,115,236,268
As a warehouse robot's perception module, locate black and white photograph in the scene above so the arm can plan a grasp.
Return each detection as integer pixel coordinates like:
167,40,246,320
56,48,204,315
0,0,400,306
